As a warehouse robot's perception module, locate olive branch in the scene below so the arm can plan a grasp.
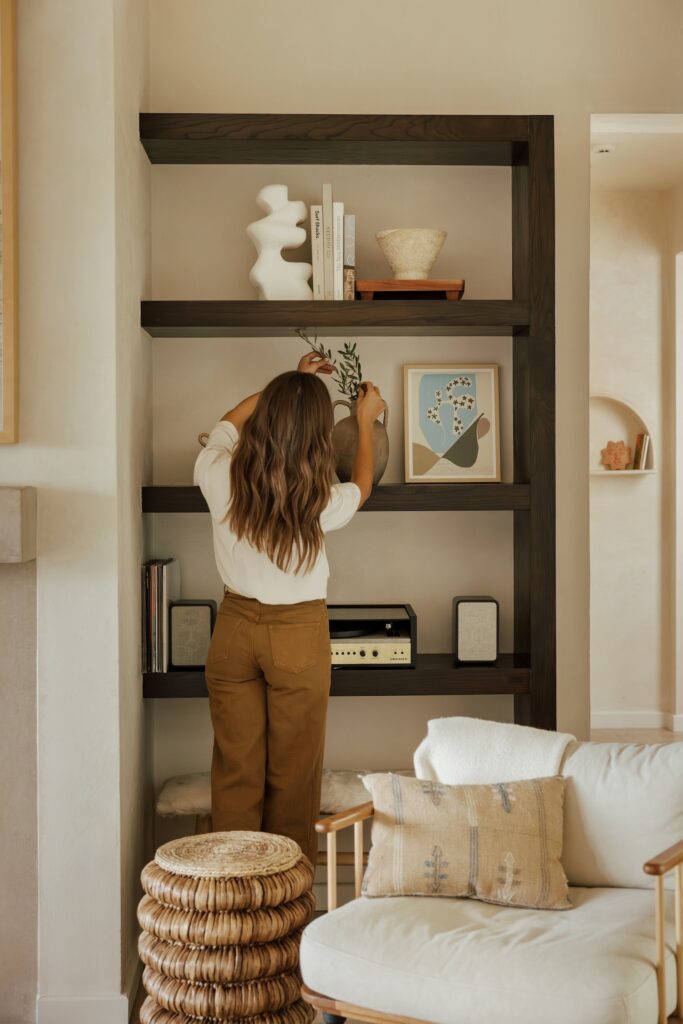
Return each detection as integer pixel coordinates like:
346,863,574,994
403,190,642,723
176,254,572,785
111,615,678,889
295,327,363,400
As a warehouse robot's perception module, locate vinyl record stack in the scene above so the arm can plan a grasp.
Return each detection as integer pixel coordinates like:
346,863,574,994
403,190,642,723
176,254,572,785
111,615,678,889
137,832,315,1024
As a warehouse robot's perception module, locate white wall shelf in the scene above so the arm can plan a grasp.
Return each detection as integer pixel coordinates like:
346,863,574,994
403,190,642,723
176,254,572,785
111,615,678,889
590,469,655,477
589,393,655,475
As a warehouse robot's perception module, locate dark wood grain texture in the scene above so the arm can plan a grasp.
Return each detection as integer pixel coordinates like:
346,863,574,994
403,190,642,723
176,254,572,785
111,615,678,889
140,113,529,165
143,654,531,699
141,299,529,337
512,155,532,690
141,483,531,514
512,116,556,729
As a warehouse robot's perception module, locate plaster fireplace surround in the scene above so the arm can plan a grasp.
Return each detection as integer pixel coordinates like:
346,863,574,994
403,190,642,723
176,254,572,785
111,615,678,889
0,486,37,1023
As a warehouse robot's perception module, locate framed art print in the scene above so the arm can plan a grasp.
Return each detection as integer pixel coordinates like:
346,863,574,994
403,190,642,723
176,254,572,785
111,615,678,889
404,364,500,483
0,0,16,444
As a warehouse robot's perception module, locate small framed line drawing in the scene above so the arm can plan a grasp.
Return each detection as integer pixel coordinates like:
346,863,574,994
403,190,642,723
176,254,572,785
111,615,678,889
404,364,500,483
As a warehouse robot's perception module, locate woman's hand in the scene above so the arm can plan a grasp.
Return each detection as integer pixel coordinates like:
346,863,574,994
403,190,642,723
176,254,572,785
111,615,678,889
297,352,335,375
356,381,385,425
351,382,385,506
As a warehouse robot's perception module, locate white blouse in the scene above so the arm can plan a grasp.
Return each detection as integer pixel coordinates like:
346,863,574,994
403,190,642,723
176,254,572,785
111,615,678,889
194,420,361,604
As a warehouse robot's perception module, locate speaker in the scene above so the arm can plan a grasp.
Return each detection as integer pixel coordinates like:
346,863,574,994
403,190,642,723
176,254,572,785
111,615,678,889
452,597,499,664
169,600,217,670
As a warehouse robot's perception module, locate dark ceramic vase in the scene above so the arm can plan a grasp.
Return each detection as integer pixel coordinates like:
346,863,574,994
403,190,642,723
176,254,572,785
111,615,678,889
332,399,389,485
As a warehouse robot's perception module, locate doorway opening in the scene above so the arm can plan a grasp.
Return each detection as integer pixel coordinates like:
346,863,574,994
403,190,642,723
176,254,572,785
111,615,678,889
589,113,683,736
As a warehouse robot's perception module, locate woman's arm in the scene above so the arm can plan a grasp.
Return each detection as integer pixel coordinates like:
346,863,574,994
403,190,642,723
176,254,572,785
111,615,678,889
221,392,261,430
221,352,334,430
351,382,386,506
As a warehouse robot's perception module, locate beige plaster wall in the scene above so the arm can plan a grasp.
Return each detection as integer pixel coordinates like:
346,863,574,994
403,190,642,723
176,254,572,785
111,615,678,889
671,181,683,728
589,190,670,723
9,4,125,1018
0,2,150,1020
114,0,151,1003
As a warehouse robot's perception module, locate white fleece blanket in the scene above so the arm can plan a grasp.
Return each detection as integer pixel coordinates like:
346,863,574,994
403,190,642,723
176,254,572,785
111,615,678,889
413,716,576,785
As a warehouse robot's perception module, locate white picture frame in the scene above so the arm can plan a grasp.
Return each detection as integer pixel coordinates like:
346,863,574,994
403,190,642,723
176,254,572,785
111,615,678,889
404,364,501,483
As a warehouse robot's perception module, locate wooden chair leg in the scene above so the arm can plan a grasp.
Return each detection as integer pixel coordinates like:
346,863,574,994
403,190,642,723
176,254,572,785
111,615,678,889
195,813,212,834
327,831,338,911
354,819,364,898
677,864,683,1020
655,875,667,1024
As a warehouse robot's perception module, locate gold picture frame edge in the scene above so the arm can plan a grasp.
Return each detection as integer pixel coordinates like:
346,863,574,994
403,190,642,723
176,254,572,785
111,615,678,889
403,363,501,484
0,0,17,444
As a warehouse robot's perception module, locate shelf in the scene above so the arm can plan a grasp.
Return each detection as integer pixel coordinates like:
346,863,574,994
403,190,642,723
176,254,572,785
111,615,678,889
142,483,531,514
143,653,531,699
136,112,556,728
141,300,529,338
590,470,655,477
140,113,530,166
589,394,655,472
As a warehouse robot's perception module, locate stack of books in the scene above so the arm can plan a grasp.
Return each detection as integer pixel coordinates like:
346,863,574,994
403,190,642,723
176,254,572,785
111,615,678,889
310,184,355,300
142,558,180,672
632,433,650,470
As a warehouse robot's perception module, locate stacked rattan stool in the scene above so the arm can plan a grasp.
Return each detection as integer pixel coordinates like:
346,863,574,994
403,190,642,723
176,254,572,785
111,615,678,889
137,831,315,1024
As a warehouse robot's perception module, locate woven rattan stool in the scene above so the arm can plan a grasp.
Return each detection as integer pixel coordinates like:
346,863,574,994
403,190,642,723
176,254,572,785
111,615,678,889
138,831,315,1024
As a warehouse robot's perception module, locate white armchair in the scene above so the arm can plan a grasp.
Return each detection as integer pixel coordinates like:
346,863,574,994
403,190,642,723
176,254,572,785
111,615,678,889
300,725,683,1024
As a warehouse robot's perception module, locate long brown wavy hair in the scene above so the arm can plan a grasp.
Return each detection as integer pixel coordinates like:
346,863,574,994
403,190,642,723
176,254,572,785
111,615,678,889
228,371,335,573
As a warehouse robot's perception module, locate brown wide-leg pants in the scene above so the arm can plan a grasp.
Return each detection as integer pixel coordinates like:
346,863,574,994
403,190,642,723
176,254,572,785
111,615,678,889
205,590,331,867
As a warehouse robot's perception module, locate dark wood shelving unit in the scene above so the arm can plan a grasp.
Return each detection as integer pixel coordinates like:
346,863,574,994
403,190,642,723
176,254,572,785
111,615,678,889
141,299,528,338
139,112,556,727
142,483,531,514
144,654,531,699
139,113,529,166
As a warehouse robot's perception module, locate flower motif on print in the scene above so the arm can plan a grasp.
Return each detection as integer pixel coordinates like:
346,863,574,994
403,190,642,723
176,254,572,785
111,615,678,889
424,845,449,893
452,414,464,436
426,405,441,424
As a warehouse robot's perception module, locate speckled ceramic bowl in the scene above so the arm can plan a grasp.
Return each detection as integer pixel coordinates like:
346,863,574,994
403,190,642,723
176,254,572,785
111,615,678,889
376,227,447,280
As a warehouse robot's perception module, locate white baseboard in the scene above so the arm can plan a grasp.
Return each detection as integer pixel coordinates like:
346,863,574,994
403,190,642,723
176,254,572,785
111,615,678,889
36,994,128,1024
591,710,676,730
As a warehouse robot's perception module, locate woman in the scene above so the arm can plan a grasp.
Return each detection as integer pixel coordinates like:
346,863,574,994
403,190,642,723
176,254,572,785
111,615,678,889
194,352,385,866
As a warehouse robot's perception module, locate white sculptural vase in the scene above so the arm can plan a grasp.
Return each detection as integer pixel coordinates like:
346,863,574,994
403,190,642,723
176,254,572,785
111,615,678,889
247,184,313,300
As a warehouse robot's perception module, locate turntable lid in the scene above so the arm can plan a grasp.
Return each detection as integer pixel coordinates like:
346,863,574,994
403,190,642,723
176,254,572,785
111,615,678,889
328,605,410,621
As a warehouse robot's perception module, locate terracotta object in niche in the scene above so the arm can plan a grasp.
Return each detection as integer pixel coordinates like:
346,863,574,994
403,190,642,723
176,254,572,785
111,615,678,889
600,440,631,471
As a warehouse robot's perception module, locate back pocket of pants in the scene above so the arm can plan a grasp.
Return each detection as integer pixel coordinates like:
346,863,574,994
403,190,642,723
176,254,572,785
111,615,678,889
268,622,321,674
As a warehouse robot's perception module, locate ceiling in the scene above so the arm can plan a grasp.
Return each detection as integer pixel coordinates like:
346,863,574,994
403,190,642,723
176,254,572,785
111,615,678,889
591,114,683,191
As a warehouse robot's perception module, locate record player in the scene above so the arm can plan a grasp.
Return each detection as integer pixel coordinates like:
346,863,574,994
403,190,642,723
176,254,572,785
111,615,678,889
327,604,416,668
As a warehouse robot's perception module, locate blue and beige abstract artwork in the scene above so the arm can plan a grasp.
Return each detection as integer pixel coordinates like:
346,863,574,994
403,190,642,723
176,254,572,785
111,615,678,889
404,365,500,482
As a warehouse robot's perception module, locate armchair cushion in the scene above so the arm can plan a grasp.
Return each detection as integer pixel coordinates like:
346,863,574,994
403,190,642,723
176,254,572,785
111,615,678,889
361,772,571,910
301,887,678,1024
561,739,683,889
